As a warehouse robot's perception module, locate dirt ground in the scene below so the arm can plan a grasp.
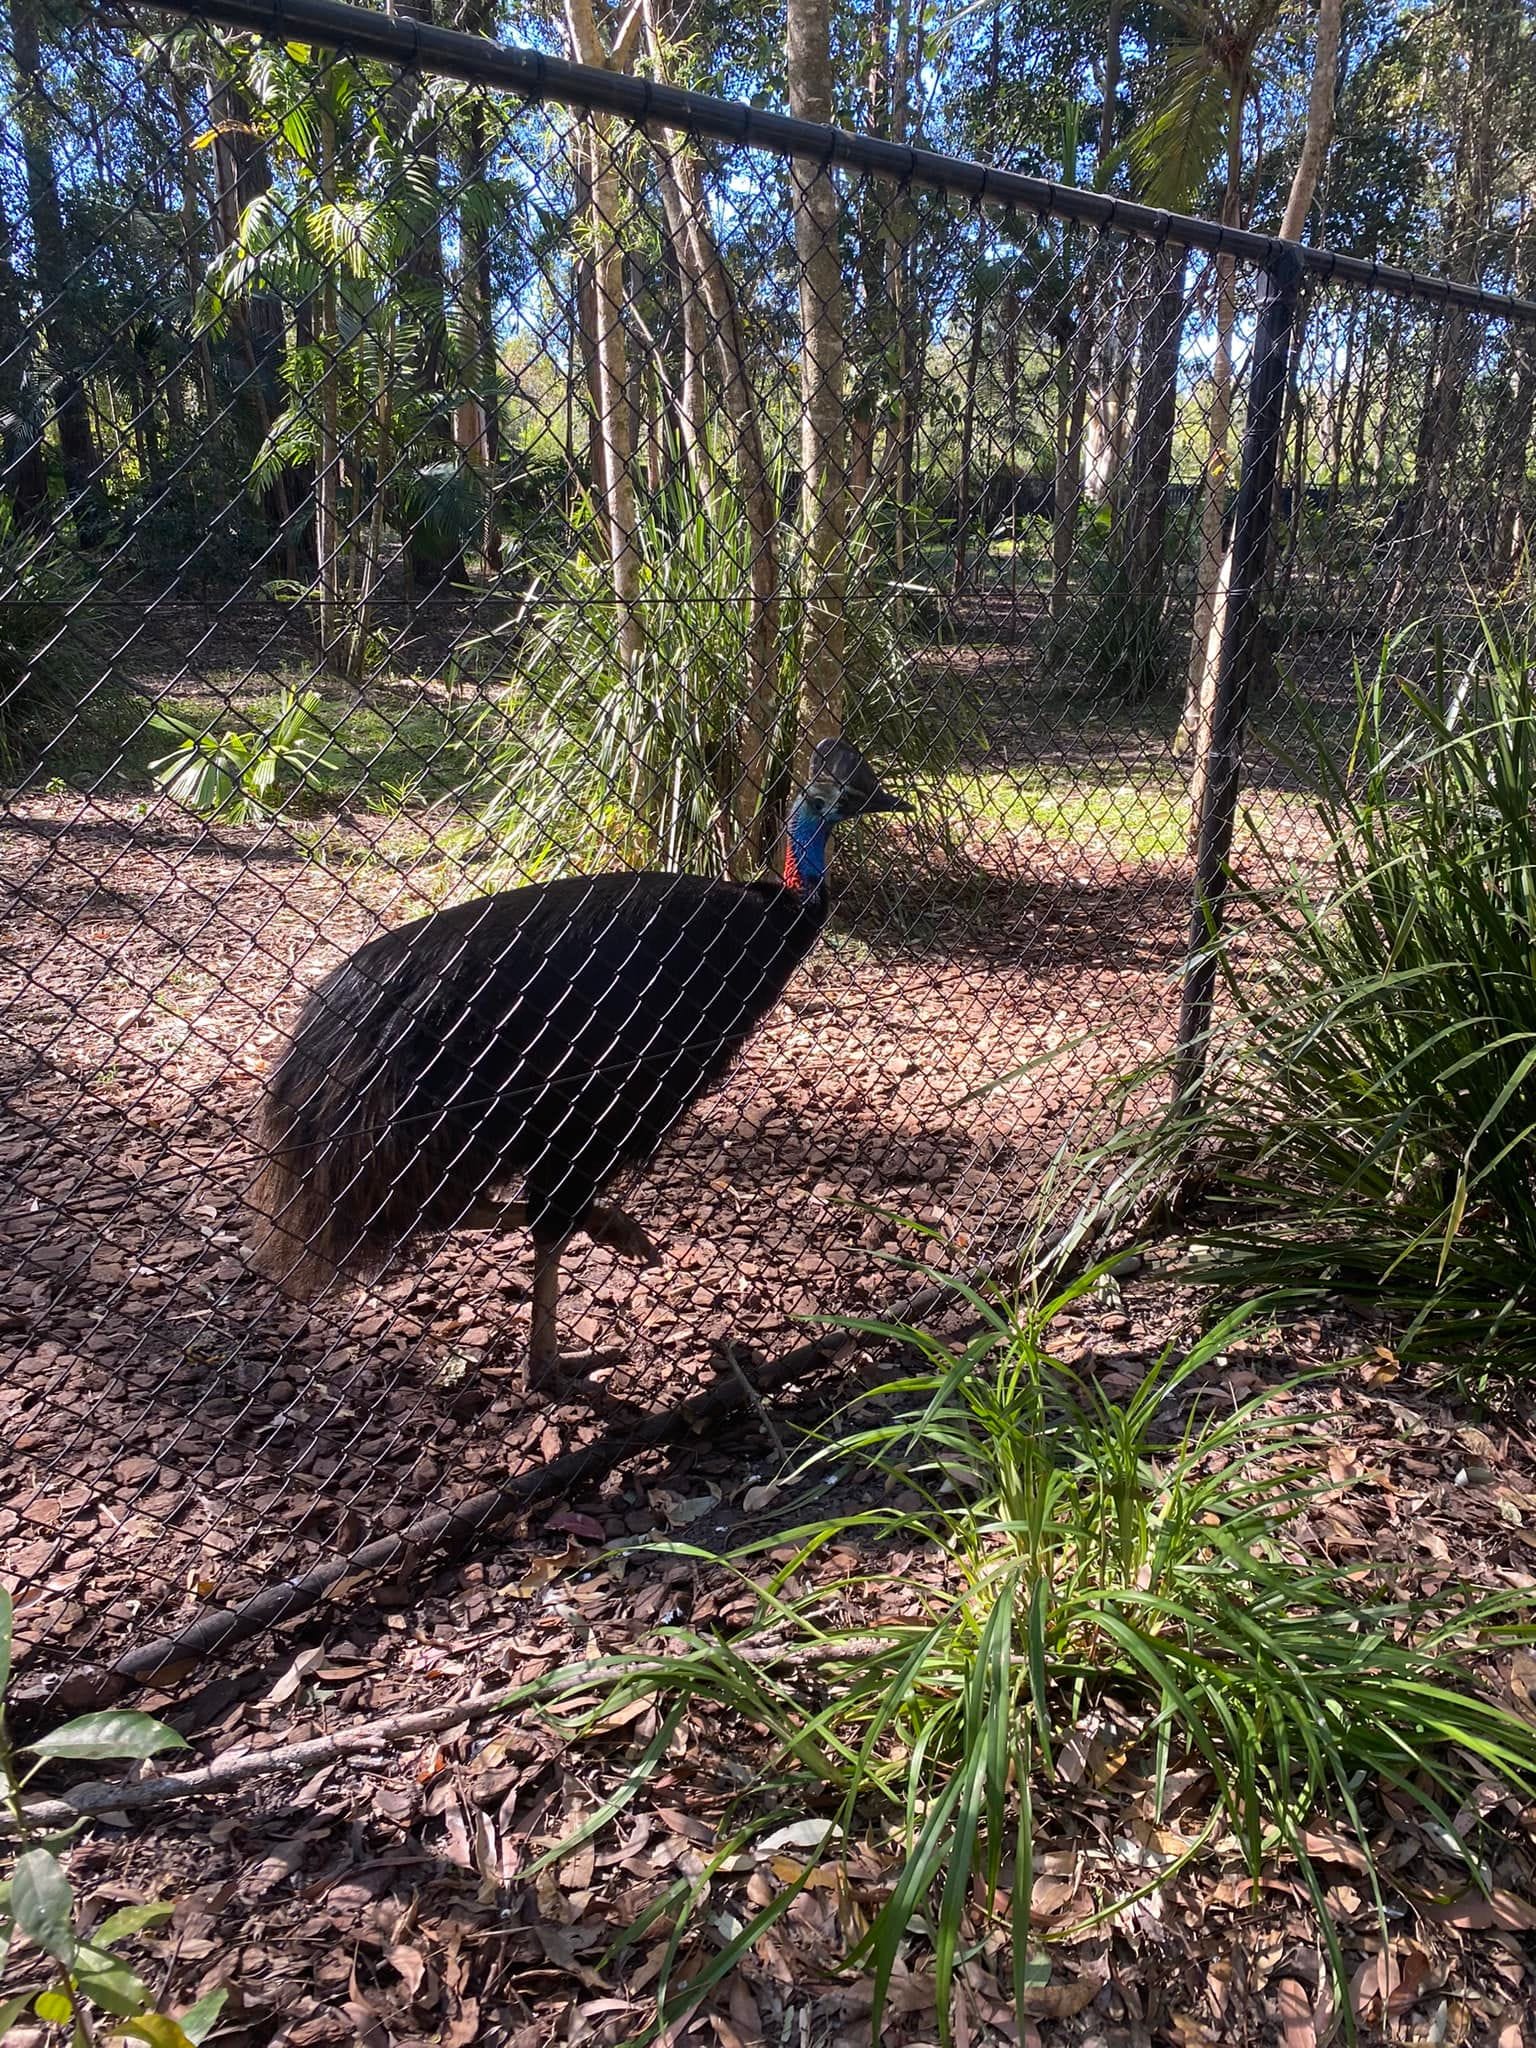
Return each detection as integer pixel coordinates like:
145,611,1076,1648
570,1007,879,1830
1,781,1191,1700
11,760,1501,2048
6,1282,1536,2047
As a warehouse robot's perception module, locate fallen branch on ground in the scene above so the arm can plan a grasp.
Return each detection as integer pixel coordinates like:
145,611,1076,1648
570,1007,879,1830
2,1637,906,1834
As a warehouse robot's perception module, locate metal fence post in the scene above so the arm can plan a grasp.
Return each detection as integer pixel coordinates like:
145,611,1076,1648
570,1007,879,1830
1170,245,1305,1114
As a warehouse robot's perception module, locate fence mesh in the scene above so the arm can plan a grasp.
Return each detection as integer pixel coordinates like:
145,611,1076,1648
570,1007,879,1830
2,0,1533,1704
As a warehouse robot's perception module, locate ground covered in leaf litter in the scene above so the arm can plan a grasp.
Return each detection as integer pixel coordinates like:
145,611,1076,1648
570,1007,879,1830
10,1282,1536,2048
1,781,1196,1699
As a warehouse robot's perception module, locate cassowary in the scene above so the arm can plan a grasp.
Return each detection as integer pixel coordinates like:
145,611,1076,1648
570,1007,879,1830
246,739,909,1388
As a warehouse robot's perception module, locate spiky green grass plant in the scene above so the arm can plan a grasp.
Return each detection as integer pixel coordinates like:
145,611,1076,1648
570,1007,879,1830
1107,618,1536,1388
506,1273,1536,2043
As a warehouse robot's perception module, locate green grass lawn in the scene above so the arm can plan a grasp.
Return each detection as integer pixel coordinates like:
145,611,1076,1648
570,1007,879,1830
33,670,490,814
942,767,1191,862
29,650,1196,881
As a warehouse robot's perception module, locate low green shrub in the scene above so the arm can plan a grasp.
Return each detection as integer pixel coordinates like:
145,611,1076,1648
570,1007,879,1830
0,503,105,778
148,686,342,823
0,1588,226,2042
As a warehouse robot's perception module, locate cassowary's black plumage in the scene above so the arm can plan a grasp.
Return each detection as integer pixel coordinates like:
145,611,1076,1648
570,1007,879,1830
247,739,907,1386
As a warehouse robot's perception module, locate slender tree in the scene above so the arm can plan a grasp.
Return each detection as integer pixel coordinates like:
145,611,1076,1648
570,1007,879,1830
787,0,849,761
6,0,109,539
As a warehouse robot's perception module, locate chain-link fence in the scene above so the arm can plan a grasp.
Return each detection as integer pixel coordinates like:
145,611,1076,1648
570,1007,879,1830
3,0,1534,1711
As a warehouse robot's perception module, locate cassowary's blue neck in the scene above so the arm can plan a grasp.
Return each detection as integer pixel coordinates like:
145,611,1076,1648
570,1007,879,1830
783,799,832,897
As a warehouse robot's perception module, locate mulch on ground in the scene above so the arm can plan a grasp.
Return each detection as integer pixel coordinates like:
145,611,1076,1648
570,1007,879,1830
8,1282,1536,2047
2,787,1190,1699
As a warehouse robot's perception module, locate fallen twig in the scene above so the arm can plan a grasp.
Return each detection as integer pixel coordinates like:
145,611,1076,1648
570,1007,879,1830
3,1633,909,1834
1,1692,506,1834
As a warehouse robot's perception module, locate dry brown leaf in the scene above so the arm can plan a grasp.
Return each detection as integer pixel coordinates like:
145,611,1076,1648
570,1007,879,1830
1276,1976,1316,2048
1418,1889,1536,1932
1028,1873,1078,1921
440,1999,481,2046
545,1509,606,1542
1022,1958,1106,2020
1385,1946,1434,2018
1168,2016,1219,2047
385,1943,429,2002
1298,1828,1370,1873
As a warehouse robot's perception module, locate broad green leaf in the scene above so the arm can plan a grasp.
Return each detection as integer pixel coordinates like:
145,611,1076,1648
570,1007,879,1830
118,2004,223,2048
11,1849,74,1964
179,1987,230,2043
0,1991,41,2032
74,1944,154,2016
93,1901,176,1944
27,1711,188,1763
35,1987,76,2022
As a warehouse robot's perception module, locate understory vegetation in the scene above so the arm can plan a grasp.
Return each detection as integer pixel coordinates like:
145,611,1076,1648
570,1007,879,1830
510,1276,1536,2040
1104,619,1536,1392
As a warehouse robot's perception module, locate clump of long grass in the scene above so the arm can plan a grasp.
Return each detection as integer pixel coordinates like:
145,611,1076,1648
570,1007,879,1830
460,463,970,879
1119,617,1536,1386
507,1272,1536,2042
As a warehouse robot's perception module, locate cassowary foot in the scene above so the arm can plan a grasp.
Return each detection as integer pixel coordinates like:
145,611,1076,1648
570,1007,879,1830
584,1203,661,1264
525,1344,602,1396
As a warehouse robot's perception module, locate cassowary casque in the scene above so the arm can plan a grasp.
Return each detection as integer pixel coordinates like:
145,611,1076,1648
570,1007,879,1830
247,739,909,1388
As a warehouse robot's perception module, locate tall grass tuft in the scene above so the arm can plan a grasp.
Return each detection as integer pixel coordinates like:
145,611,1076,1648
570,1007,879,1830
1120,619,1536,1386
509,1274,1536,2042
462,466,968,879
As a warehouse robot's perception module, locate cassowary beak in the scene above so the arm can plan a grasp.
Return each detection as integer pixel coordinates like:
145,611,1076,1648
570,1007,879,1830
850,785,914,816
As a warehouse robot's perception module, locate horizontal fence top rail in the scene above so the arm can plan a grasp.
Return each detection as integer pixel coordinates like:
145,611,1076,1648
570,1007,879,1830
131,0,1536,326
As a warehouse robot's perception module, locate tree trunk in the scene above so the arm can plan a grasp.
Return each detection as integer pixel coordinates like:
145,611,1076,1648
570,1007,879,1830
1181,0,1345,824
387,0,461,594
951,232,990,592
1279,0,1342,242
569,144,607,515
170,69,219,423
8,0,108,541
641,25,781,866
1050,0,1123,624
207,66,297,566
950,7,1001,594
1098,0,1123,161
648,137,710,485
314,115,343,667
457,94,502,574
1120,241,1188,625
787,0,849,761
1051,296,1091,622
564,0,646,693
0,174,50,527
847,0,892,503
1492,343,1535,579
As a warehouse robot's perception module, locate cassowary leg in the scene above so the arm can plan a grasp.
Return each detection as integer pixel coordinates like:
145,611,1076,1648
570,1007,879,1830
527,1228,569,1393
583,1203,661,1264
